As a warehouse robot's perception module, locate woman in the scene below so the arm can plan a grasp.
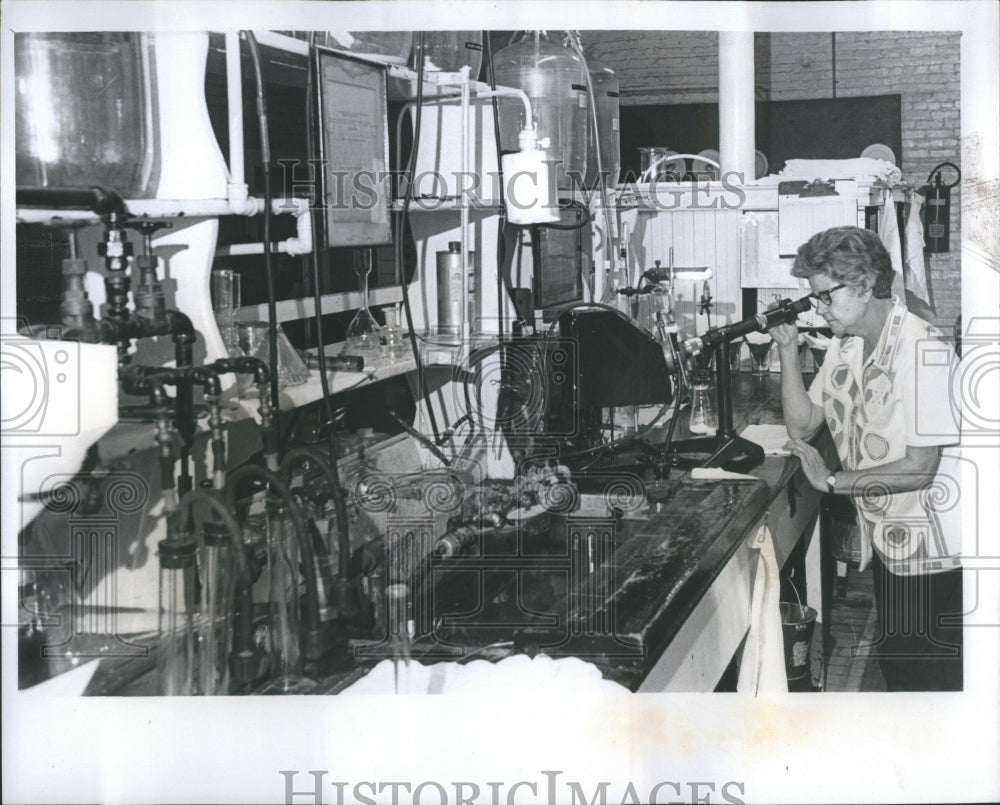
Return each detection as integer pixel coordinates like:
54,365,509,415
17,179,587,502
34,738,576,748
770,225,962,691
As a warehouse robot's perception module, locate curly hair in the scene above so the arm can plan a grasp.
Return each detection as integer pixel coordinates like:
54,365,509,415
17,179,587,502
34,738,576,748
792,226,894,298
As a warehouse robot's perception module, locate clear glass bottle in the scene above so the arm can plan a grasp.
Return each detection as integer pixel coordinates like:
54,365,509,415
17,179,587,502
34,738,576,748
688,369,718,435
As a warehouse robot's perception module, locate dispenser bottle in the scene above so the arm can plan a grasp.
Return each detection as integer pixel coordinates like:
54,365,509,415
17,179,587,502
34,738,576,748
494,32,589,189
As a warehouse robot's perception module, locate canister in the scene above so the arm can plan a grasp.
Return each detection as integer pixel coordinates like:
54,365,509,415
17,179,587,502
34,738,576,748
436,242,465,335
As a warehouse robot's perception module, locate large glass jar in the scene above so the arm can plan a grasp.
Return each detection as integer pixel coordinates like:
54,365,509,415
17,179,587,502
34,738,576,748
325,31,413,64
583,55,621,189
494,31,589,190
412,30,483,75
15,33,157,198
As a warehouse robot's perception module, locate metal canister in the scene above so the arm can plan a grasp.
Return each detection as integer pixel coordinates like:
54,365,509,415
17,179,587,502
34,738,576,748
436,241,464,336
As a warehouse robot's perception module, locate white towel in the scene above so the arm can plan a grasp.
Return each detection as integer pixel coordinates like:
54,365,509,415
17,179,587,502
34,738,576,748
737,525,788,694
778,157,903,184
904,194,931,306
879,198,907,302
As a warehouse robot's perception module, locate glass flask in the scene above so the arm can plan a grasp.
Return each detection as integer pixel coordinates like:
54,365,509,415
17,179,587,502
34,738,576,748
15,33,156,197
157,531,198,696
234,321,310,390
344,250,382,354
688,369,718,436
261,499,313,693
494,31,589,190
197,519,235,696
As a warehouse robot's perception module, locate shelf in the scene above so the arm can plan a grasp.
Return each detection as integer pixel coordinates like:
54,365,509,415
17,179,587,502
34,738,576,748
236,344,417,413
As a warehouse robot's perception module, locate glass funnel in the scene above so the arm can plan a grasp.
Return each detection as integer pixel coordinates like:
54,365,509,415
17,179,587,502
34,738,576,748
343,250,382,354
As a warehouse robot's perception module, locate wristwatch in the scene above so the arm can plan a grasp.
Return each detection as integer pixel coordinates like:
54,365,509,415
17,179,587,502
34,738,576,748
826,473,837,493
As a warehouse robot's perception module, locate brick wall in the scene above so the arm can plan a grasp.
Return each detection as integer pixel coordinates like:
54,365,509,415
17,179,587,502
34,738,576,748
580,30,962,331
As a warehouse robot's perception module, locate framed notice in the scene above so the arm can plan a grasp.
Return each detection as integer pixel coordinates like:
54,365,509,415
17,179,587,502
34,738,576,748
314,48,392,247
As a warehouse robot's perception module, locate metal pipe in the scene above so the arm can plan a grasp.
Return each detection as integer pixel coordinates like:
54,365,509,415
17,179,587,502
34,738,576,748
17,196,311,224
214,199,313,257
192,366,226,490
225,31,248,208
15,186,126,216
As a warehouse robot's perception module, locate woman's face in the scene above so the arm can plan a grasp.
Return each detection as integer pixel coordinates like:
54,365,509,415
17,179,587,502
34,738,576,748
808,274,871,337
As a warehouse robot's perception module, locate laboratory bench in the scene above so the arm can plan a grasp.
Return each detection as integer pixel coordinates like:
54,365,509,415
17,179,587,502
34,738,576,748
36,372,833,696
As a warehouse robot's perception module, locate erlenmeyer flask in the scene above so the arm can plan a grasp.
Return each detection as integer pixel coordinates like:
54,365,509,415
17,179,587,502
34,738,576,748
344,250,382,354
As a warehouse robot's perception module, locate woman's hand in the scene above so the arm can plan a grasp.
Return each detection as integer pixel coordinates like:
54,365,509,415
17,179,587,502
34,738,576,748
784,439,830,492
769,321,799,350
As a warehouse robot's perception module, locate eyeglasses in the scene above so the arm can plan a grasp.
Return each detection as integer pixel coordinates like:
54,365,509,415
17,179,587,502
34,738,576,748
810,283,847,308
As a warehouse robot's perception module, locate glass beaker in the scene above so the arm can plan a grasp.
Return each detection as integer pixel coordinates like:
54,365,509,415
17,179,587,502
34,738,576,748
344,250,382,354
212,269,241,355
688,369,718,435
639,147,687,182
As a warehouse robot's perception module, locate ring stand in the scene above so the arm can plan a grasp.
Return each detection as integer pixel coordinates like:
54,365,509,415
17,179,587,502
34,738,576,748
667,340,764,473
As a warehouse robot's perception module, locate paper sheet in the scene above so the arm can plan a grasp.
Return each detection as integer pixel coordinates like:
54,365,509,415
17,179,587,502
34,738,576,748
778,181,859,256
740,424,792,455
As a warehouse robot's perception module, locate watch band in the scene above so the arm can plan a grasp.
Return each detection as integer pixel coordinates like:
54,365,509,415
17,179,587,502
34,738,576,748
826,474,837,493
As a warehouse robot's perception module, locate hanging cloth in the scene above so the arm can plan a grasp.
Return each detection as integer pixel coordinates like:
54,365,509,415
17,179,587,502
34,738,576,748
903,194,931,307
878,197,907,302
737,525,788,695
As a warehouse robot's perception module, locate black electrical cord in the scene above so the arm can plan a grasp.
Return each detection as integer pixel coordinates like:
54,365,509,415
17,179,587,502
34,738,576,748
397,32,442,444
304,32,352,585
245,31,281,421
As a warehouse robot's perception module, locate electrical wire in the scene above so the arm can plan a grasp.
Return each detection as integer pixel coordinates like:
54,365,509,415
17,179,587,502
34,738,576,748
397,32,442,444
244,31,281,422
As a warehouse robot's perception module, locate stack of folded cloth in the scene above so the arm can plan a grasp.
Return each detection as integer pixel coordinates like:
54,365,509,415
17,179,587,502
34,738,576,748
769,157,902,184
